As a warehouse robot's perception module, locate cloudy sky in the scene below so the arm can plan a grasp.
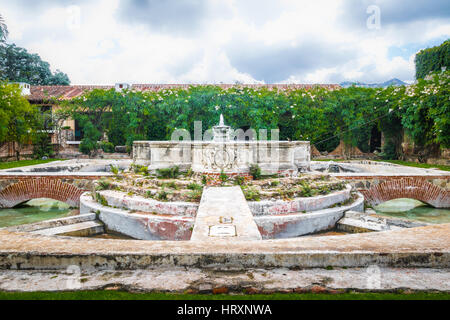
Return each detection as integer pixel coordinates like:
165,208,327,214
1,0,449,84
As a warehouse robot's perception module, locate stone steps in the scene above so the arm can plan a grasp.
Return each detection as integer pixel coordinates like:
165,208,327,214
4,213,97,233
336,211,426,233
31,221,104,237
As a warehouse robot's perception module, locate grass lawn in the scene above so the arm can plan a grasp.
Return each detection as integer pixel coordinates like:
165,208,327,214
376,160,450,172
312,158,450,171
0,159,65,170
0,291,449,300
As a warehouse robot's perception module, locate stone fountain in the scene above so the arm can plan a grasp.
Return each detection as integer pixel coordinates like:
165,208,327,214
133,115,310,174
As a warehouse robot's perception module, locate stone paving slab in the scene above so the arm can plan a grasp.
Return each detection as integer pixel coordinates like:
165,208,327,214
31,221,104,237
191,186,262,241
0,268,448,293
0,223,449,269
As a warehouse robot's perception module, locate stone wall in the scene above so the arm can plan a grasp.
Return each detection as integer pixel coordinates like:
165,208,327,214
339,175,450,208
0,175,102,208
133,140,310,174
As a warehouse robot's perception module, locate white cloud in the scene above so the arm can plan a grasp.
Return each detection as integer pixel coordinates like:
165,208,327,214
0,0,449,84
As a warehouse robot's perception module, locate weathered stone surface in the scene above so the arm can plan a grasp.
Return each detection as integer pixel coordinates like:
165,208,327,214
32,221,104,237
99,190,198,216
0,173,109,208
254,193,365,239
80,193,194,241
248,184,352,216
191,186,262,241
3,213,97,233
0,267,448,293
337,211,428,234
361,178,450,208
133,140,310,174
0,222,449,269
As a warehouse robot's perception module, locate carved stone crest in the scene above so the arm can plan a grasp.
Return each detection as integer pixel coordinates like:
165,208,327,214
202,145,237,171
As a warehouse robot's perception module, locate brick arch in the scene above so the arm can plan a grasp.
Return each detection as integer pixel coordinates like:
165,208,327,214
361,178,450,208
0,178,85,208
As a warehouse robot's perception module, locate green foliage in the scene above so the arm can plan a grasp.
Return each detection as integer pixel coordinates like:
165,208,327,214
0,43,70,85
95,192,108,206
0,14,8,43
270,180,280,187
96,180,112,191
187,189,202,201
380,142,398,160
233,175,246,186
109,165,119,175
99,141,115,153
59,66,449,160
241,186,261,201
219,170,228,183
0,159,63,170
157,188,169,201
249,164,261,180
187,182,203,191
32,131,53,159
156,166,180,179
0,82,38,159
415,39,450,80
161,181,178,189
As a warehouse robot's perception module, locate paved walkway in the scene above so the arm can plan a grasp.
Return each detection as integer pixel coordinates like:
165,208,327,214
0,223,449,269
191,186,262,241
0,268,448,293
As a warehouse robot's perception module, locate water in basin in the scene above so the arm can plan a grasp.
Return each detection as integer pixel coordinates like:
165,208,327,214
0,198,73,228
374,198,450,224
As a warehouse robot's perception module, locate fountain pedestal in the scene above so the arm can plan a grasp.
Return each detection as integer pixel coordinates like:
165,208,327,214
133,115,310,175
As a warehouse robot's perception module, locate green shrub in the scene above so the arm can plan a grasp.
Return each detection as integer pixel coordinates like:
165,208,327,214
109,165,119,175
380,141,399,160
249,164,261,180
219,170,228,183
95,192,108,206
162,181,178,189
242,186,261,201
157,188,169,201
234,175,245,186
270,180,280,187
156,166,180,179
187,190,202,201
130,164,149,176
187,183,203,191
99,141,115,153
415,39,450,79
96,180,111,191
79,140,97,155
184,168,193,177
32,132,54,159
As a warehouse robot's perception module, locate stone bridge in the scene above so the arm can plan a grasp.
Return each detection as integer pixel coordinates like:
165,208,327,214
0,173,109,208
336,174,450,208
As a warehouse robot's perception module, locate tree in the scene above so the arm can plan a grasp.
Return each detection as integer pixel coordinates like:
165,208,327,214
0,14,8,43
0,82,38,160
0,43,70,85
415,39,450,79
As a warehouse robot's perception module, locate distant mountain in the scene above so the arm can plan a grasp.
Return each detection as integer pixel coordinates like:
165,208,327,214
340,78,407,88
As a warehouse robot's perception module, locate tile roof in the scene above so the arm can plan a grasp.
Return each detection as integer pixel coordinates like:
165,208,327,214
28,84,341,102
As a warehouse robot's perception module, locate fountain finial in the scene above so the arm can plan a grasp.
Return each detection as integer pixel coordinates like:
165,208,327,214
219,114,225,126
